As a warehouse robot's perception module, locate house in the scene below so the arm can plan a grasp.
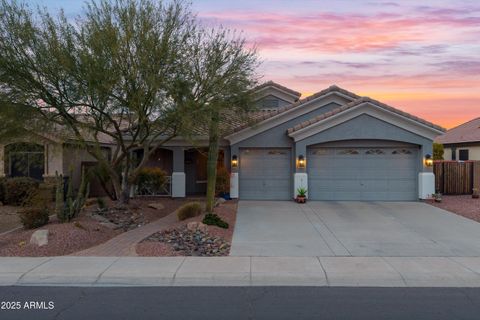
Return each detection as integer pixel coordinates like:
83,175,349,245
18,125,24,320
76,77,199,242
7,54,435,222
435,117,480,161
0,81,445,201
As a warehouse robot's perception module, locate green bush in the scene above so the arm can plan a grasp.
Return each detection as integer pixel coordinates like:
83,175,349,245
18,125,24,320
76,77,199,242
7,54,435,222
177,202,203,221
215,167,230,195
4,177,39,206
135,167,167,195
202,213,229,229
19,207,50,229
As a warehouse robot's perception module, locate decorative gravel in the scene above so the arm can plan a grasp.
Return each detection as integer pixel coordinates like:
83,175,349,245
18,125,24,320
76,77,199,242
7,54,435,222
427,195,480,222
136,200,238,257
0,215,120,257
141,227,230,256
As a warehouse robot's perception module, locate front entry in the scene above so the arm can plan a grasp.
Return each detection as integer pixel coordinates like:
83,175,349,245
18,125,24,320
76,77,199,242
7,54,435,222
239,148,291,200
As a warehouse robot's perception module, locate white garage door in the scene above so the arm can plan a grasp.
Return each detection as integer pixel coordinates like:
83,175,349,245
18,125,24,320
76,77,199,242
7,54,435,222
308,146,418,201
239,148,292,200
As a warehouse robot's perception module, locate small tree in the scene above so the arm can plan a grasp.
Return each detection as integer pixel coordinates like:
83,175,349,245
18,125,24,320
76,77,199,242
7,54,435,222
433,143,444,160
182,29,259,213
0,0,196,203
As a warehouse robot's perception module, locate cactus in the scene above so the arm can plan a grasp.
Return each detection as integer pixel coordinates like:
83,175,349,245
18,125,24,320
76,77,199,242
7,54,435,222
59,168,90,222
55,171,64,220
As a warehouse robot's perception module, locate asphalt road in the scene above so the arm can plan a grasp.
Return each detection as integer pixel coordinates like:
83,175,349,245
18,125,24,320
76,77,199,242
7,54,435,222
2,286,480,320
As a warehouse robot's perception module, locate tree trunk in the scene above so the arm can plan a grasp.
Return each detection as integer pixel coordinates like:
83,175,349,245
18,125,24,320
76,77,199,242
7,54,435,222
205,112,220,213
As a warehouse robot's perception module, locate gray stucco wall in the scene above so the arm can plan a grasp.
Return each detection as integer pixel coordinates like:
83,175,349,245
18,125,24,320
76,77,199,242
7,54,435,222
294,114,433,173
231,102,342,156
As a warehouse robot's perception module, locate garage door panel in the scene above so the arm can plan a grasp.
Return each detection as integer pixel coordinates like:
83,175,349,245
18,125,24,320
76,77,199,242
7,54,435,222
239,148,291,200
308,146,418,201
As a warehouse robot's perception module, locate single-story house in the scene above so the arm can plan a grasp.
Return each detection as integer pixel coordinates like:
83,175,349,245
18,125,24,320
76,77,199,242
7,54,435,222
0,81,445,201
435,117,480,161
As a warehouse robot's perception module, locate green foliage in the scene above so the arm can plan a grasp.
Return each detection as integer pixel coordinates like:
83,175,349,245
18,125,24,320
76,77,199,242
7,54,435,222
97,197,107,210
58,169,90,222
433,143,444,160
215,167,230,195
19,207,49,229
177,202,203,221
296,187,308,197
135,167,167,195
3,177,39,206
202,213,229,229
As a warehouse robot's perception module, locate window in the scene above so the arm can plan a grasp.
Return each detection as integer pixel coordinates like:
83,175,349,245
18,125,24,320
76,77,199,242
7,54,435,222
392,149,413,155
337,149,359,155
451,148,456,160
261,98,279,109
365,149,385,155
6,143,45,180
459,149,469,161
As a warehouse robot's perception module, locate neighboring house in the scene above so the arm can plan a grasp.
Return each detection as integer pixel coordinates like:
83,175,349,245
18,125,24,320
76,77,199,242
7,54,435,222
0,81,445,201
435,117,480,161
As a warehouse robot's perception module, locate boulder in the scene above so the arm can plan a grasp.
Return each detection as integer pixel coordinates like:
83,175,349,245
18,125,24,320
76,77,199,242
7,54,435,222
215,198,226,207
197,222,208,233
30,230,49,247
148,202,165,210
187,221,199,231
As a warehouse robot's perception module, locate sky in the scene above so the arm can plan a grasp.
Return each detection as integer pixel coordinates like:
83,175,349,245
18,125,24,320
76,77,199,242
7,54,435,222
27,0,480,129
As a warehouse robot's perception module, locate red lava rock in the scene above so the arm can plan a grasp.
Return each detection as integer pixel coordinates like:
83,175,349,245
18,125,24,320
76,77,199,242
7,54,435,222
427,195,480,222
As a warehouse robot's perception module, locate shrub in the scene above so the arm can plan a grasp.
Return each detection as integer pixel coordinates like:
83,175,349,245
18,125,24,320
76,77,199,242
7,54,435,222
19,207,49,229
97,197,107,210
177,202,203,221
202,213,229,229
135,167,167,195
215,167,230,195
4,177,39,206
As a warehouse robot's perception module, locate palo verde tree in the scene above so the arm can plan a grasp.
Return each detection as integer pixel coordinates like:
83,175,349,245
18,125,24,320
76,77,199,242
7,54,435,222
0,0,196,203
183,28,259,213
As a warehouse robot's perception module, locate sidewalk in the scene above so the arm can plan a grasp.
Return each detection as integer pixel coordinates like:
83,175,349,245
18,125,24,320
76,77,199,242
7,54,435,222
2,256,480,287
74,210,179,256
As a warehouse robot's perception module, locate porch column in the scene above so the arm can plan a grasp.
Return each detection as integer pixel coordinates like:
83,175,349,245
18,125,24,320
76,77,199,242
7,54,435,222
43,143,63,183
0,144,5,178
229,145,239,199
294,142,308,199
171,147,185,198
419,143,435,199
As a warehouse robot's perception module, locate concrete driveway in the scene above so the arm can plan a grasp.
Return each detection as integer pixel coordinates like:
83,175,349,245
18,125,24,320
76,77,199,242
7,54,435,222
230,201,480,257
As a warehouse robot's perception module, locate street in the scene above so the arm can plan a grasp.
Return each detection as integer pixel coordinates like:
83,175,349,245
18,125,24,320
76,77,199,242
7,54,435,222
2,286,480,320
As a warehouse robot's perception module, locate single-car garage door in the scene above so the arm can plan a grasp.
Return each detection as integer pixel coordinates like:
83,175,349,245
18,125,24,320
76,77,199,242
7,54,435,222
239,148,291,200
308,145,418,201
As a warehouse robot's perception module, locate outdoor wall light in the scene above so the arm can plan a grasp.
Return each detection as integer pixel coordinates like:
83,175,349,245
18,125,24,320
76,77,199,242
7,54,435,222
297,155,306,169
425,154,433,167
231,155,238,168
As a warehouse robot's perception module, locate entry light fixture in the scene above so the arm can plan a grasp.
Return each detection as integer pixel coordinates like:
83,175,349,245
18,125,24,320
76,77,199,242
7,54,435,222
231,155,238,168
297,155,306,169
425,154,433,167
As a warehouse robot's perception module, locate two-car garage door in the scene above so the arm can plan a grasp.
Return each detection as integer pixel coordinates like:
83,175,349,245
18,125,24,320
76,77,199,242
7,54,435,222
238,145,419,201
308,146,418,201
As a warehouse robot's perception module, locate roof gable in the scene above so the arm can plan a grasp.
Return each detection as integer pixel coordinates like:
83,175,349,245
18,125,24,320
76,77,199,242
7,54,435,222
287,98,446,142
226,86,359,144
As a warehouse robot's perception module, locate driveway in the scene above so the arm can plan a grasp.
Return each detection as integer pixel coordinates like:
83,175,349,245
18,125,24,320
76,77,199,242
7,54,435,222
230,201,480,257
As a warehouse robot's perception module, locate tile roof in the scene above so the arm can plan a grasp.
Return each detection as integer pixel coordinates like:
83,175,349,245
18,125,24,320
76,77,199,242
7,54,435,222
254,80,302,97
287,96,446,134
435,117,480,144
231,85,360,133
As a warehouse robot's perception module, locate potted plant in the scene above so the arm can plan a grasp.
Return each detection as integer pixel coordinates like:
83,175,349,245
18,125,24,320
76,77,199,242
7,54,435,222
433,193,442,203
473,188,479,199
296,187,308,203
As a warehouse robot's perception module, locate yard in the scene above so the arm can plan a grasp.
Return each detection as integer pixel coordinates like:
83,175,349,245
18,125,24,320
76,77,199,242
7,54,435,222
427,195,480,223
0,197,188,256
